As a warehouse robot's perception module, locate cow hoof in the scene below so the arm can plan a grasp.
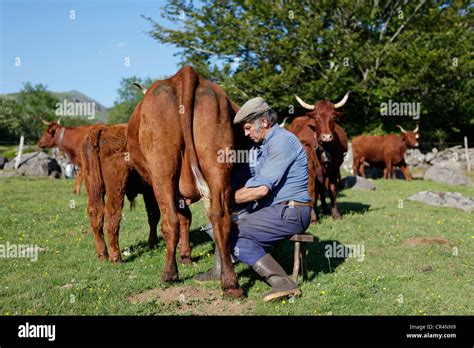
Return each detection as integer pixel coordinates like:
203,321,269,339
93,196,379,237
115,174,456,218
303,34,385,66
332,212,342,220
179,256,193,265
110,256,122,263
223,288,244,299
162,272,179,283
97,254,108,261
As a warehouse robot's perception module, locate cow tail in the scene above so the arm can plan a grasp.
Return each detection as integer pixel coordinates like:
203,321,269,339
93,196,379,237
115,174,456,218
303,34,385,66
84,126,105,205
179,66,211,210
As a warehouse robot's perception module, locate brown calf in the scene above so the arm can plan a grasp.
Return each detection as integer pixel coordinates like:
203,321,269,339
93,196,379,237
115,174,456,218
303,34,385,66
287,116,323,223
80,120,193,264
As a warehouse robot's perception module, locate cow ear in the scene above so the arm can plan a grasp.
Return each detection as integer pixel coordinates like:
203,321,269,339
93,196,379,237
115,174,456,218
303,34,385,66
335,111,343,118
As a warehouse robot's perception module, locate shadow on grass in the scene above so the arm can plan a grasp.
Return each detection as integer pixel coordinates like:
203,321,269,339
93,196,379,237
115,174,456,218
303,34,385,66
270,239,348,282
122,240,159,263
337,202,371,215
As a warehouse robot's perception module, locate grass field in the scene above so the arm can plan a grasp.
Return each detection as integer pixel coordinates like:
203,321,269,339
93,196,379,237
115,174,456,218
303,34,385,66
0,176,472,315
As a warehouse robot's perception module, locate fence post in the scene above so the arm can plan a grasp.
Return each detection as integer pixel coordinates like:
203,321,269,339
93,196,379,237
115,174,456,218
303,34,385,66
14,135,24,169
465,136,471,172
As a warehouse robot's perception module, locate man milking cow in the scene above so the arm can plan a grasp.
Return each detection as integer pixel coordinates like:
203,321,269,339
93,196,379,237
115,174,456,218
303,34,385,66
195,97,312,301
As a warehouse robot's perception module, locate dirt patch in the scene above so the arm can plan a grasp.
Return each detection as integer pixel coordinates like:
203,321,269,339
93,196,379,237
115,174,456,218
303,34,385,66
128,285,254,315
404,237,451,247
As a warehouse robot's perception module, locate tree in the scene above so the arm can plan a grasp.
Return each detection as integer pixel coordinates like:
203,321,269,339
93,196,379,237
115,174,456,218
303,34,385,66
145,0,473,147
108,76,154,124
0,83,59,143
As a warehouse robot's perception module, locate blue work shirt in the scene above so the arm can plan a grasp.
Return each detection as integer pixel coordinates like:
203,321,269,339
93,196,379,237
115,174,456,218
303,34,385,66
245,123,310,207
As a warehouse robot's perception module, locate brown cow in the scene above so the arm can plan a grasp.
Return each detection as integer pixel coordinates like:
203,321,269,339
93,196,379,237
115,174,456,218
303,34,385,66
38,120,94,194
352,125,419,180
293,92,350,219
127,66,242,298
286,116,323,223
80,118,193,264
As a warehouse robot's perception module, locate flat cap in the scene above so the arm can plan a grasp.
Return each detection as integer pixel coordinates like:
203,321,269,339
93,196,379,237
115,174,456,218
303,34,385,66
233,97,272,124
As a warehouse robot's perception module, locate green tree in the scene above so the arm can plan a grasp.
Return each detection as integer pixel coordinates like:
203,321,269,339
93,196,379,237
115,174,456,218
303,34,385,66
108,76,154,124
145,0,473,147
0,83,59,143
0,96,22,142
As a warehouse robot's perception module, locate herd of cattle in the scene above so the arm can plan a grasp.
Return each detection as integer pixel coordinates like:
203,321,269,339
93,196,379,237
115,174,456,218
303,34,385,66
37,66,420,297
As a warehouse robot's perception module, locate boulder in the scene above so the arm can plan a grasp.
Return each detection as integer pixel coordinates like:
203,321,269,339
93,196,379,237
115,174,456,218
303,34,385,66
423,165,472,186
3,151,61,178
0,156,7,169
340,175,376,190
342,143,353,174
408,191,474,212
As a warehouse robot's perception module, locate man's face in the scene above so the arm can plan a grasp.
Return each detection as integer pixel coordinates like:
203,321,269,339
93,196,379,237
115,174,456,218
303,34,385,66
242,118,269,143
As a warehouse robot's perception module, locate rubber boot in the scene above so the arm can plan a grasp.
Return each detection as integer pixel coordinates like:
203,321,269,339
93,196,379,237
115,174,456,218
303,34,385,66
252,254,301,302
199,223,237,263
194,248,221,282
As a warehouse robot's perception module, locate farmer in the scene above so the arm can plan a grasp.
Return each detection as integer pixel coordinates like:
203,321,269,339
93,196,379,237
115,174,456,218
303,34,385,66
195,97,312,301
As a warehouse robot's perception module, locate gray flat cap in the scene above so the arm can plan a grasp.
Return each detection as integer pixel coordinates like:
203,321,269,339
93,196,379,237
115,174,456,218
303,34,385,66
233,97,272,124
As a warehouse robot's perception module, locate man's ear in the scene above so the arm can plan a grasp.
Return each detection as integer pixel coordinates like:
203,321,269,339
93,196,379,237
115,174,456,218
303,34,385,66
262,118,270,128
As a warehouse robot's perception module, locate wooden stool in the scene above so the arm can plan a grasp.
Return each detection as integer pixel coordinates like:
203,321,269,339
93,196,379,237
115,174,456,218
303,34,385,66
289,234,315,283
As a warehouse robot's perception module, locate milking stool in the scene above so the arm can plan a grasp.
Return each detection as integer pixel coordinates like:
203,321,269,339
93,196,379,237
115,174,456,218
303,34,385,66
273,233,315,283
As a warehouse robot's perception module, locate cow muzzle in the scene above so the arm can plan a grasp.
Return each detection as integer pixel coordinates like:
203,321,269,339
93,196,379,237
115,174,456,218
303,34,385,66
321,133,334,142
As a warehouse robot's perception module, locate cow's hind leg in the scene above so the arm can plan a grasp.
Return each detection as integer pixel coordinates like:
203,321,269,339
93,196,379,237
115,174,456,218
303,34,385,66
384,158,392,179
203,178,242,298
151,182,180,283
104,189,125,263
143,188,160,248
399,161,412,181
177,205,192,264
86,193,107,260
74,169,83,195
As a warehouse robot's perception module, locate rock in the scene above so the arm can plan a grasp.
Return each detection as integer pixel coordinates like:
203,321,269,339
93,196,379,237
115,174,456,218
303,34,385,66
0,156,8,169
423,165,471,186
425,152,436,163
0,171,21,178
431,160,467,171
3,152,62,178
340,175,376,190
405,149,425,166
4,160,15,170
342,143,353,174
408,191,474,212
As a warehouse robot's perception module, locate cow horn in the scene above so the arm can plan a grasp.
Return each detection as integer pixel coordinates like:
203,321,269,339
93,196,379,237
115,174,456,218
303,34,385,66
294,95,315,110
334,91,350,109
396,125,407,134
41,119,52,125
57,117,62,125
280,117,289,128
133,82,147,95
413,124,419,133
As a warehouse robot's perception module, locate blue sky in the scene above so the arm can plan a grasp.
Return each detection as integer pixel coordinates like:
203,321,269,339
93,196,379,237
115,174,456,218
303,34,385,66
0,0,182,107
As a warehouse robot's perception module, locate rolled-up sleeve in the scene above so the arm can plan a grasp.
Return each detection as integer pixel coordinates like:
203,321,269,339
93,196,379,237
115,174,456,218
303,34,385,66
245,139,298,191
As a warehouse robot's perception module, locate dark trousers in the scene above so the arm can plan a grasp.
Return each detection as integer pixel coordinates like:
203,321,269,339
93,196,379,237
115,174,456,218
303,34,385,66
229,202,311,266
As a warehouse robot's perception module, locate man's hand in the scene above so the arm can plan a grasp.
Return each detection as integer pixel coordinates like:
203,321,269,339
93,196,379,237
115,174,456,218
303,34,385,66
235,185,269,204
